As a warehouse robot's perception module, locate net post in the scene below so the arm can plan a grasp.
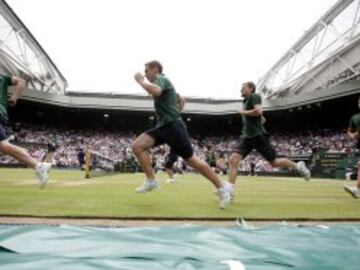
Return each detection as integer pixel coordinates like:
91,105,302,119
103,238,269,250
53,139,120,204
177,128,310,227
85,149,92,178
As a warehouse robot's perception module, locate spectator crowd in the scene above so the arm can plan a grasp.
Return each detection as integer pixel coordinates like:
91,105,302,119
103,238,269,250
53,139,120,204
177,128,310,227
0,124,356,172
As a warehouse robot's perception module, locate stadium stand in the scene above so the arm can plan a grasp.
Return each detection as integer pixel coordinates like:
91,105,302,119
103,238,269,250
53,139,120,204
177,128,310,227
0,0,359,179
0,122,356,175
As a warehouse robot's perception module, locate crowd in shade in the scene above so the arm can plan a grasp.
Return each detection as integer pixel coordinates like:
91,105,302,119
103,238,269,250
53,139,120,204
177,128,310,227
0,124,356,172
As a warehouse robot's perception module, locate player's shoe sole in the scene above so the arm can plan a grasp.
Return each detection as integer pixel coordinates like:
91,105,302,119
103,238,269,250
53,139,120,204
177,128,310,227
344,185,360,199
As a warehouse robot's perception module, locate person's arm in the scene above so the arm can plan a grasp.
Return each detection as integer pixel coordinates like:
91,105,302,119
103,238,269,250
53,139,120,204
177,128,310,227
134,72,162,97
178,95,185,112
347,127,359,140
239,104,263,117
7,76,26,107
347,117,359,140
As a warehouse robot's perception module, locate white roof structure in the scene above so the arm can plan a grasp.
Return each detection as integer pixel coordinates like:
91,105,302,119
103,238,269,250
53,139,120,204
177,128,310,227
0,0,67,93
258,0,360,99
1,0,358,114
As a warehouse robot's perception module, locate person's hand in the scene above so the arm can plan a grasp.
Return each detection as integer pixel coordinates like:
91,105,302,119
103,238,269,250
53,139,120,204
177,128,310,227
348,130,359,140
134,72,145,84
238,109,245,115
7,96,17,107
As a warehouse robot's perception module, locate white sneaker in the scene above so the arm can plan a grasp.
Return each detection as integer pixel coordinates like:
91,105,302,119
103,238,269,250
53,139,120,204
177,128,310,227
166,178,176,184
296,161,311,181
344,185,360,199
217,182,231,209
135,180,160,193
213,184,235,201
35,162,51,189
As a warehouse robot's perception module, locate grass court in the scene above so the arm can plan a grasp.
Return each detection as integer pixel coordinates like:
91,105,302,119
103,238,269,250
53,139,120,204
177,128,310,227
0,168,359,220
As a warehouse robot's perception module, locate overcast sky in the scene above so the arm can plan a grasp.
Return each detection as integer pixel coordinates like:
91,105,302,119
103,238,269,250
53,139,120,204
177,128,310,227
8,0,338,98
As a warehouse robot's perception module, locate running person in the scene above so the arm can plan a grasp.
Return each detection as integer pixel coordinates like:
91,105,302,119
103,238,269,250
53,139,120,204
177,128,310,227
344,96,360,198
0,74,51,188
227,81,311,199
133,60,231,209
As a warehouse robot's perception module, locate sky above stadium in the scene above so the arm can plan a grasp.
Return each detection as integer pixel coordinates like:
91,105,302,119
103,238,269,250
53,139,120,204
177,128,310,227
8,0,338,99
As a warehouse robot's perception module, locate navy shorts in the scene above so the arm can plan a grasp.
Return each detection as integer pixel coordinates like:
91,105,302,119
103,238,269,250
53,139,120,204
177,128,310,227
146,120,194,159
0,115,7,142
234,134,277,162
164,148,178,169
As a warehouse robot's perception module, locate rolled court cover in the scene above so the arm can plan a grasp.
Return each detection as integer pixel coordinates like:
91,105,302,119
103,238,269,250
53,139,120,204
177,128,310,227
0,224,358,269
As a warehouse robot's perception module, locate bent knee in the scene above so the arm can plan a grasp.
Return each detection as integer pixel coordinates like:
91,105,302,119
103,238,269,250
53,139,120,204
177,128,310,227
229,154,241,167
270,160,277,167
0,141,11,152
132,142,142,154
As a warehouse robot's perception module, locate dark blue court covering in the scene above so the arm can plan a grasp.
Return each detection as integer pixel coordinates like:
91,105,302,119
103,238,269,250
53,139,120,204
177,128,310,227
0,223,359,269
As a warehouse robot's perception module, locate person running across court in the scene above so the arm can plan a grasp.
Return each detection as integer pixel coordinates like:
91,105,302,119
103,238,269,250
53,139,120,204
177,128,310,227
132,60,231,209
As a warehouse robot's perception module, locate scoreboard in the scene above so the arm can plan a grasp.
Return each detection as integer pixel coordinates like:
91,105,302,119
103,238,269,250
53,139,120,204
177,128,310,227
313,152,357,178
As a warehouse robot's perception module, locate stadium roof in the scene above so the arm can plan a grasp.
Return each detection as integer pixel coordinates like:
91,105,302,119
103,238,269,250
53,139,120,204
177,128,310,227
1,0,359,112
258,0,360,99
0,0,67,93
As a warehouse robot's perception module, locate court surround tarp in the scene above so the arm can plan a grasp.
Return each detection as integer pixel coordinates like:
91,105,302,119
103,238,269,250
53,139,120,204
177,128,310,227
0,223,359,269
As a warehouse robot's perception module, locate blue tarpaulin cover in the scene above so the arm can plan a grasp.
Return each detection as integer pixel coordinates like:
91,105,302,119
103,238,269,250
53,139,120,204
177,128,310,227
0,223,359,269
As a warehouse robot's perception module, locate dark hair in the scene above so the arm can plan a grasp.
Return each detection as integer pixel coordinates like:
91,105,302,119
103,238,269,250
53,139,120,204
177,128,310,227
244,81,256,93
145,60,163,74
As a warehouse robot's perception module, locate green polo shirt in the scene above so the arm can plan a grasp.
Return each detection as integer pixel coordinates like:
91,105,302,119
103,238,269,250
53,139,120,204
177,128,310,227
242,93,266,138
349,113,360,132
0,75,12,120
153,75,180,127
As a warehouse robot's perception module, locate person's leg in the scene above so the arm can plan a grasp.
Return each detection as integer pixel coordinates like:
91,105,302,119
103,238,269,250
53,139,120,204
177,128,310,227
270,158,296,169
165,168,174,178
132,132,156,180
164,149,178,183
227,137,251,190
344,161,360,198
164,120,231,208
228,153,242,185
161,121,222,188
255,135,311,180
185,154,231,209
0,141,51,188
0,141,37,168
185,155,223,188
0,120,37,169
269,158,310,180
344,161,360,199
165,166,176,183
